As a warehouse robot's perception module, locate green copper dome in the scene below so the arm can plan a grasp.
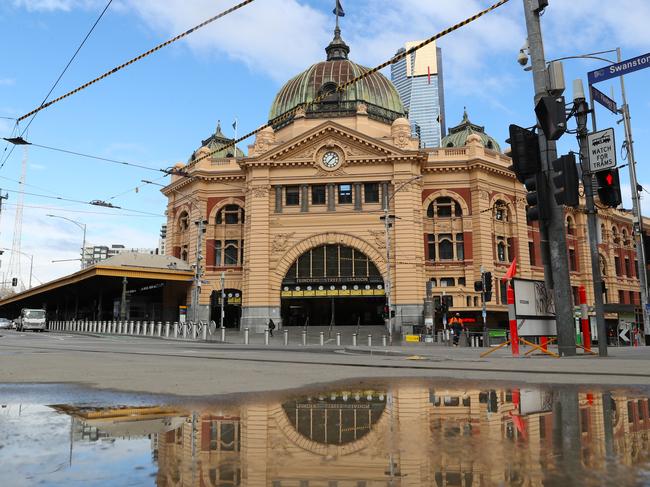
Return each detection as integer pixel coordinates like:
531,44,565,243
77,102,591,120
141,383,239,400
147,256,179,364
189,121,245,162
269,28,405,126
441,110,502,152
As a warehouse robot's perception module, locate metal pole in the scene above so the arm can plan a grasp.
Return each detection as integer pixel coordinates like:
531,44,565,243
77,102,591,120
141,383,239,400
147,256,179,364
523,0,576,356
80,224,86,269
574,85,608,356
481,266,487,347
119,276,127,321
617,48,649,344
220,271,225,329
192,219,205,324
383,203,393,343
29,254,33,289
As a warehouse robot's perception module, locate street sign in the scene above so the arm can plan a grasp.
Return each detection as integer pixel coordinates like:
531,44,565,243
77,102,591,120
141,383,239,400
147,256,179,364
588,52,650,84
619,324,630,343
645,303,650,313
590,85,618,114
587,128,616,173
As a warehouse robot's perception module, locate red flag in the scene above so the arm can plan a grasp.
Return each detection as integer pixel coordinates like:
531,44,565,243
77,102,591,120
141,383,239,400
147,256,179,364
502,257,517,281
428,66,431,84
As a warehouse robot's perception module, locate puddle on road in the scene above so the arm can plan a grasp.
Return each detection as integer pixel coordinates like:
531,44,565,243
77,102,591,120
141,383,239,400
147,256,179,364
1,380,650,486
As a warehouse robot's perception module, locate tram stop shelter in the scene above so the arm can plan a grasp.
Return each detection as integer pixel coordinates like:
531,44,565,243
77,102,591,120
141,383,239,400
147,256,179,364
0,253,193,323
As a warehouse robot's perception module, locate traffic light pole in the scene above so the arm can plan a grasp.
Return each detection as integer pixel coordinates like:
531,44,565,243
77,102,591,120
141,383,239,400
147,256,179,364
574,89,608,356
481,267,488,347
523,0,576,356
616,48,649,345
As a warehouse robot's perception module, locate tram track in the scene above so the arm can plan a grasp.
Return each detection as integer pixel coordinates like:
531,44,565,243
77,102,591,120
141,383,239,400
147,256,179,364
2,340,650,380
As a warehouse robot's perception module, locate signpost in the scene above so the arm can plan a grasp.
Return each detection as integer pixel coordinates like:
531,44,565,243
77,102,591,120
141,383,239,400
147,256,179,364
588,52,650,84
512,278,557,336
590,85,617,114
587,128,616,173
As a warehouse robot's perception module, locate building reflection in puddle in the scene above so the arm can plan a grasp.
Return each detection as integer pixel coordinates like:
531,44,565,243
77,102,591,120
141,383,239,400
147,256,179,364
35,385,650,486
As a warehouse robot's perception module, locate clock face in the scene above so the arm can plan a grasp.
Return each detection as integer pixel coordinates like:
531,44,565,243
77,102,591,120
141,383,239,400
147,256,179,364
322,151,340,168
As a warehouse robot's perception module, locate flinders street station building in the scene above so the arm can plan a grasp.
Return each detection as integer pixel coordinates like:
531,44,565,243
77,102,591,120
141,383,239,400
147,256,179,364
162,28,645,334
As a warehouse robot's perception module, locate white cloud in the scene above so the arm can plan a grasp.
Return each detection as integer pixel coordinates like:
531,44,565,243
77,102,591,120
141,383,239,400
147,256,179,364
0,78,16,86
12,0,99,12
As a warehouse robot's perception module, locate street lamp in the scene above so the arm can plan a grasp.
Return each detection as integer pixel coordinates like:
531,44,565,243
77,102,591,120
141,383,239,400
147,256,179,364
47,214,87,269
381,175,423,343
0,247,34,289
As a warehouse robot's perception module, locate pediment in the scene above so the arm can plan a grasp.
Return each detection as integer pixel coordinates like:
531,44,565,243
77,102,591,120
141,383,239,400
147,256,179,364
260,121,410,164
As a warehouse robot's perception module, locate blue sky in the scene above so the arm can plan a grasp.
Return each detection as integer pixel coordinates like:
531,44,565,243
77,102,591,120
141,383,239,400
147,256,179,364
0,0,649,285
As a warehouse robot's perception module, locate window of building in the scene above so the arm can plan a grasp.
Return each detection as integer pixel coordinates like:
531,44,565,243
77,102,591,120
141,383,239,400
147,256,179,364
216,204,245,225
500,280,508,304
497,238,507,262
214,241,222,266
285,186,300,206
224,240,239,265
634,260,638,278
458,277,466,286
426,197,462,219
338,184,353,204
312,185,326,205
618,290,625,304
566,216,575,236
178,211,189,231
495,200,509,222
568,248,577,272
529,242,536,266
364,183,380,203
600,255,607,276
612,226,619,244
572,286,579,306
430,278,437,287
181,245,189,262
473,296,479,306
440,277,455,287
615,256,621,276
428,233,464,262
622,229,629,246
466,296,472,307
625,257,631,277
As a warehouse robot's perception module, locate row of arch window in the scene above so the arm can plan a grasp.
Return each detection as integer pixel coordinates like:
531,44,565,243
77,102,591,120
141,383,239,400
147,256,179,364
177,205,245,233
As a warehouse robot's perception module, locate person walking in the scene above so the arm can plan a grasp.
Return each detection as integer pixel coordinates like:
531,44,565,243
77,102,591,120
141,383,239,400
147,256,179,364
268,318,276,337
450,313,463,347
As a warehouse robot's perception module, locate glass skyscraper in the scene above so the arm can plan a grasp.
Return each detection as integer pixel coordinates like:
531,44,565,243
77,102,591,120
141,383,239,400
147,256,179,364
391,41,446,148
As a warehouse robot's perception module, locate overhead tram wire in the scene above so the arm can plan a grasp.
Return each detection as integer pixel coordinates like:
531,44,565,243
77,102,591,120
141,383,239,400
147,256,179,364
1,201,161,218
0,0,114,170
16,0,257,124
188,0,512,167
0,187,164,217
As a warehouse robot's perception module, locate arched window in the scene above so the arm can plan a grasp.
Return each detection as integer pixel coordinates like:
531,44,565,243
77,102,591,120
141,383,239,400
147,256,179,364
216,204,245,225
494,200,509,222
318,82,340,104
566,216,575,236
178,211,189,232
622,228,629,246
181,247,188,262
427,197,462,219
612,226,619,244
497,239,507,262
599,255,607,276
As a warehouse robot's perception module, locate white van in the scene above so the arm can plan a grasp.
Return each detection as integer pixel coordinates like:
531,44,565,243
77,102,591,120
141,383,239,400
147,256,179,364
17,308,46,332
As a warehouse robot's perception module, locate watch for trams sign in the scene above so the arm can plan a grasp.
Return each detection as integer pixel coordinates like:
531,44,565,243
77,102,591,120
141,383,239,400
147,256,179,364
587,128,617,173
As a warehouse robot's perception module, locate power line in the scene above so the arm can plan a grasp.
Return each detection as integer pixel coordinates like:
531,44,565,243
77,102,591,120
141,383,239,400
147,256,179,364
0,187,164,217
1,201,162,217
0,0,113,170
16,0,256,123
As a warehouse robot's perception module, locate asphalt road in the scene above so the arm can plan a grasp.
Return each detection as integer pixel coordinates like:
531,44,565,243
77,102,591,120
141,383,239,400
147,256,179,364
1,330,650,396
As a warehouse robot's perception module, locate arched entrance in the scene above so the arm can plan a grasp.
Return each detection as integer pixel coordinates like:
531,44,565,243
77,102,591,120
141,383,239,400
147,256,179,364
210,289,242,328
280,244,385,326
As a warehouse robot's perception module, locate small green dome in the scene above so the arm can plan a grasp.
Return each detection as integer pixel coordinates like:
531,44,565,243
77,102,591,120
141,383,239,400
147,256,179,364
269,28,405,126
189,121,245,162
441,110,501,152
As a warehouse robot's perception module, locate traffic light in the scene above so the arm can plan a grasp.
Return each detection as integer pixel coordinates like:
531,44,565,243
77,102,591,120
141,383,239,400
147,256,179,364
507,124,541,182
524,172,549,221
382,305,395,319
595,168,622,208
483,272,493,302
551,153,579,207
11,277,17,287
474,280,483,292
535,95,567,141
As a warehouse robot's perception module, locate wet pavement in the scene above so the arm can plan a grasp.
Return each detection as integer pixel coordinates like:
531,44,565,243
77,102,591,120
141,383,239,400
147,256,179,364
1,379,650,486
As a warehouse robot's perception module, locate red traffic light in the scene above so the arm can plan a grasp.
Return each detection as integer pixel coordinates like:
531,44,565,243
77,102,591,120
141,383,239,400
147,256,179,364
605,173,614,186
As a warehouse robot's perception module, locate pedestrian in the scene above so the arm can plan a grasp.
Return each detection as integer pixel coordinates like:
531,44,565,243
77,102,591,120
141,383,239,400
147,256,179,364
450,313,463,347
268,318,276,337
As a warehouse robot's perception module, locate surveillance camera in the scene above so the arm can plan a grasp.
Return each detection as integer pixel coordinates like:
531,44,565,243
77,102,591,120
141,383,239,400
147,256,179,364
517,50,529,67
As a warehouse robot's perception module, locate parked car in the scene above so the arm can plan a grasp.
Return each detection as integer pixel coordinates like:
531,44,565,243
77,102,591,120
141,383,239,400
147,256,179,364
16,309,46,332
0,318,13,329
